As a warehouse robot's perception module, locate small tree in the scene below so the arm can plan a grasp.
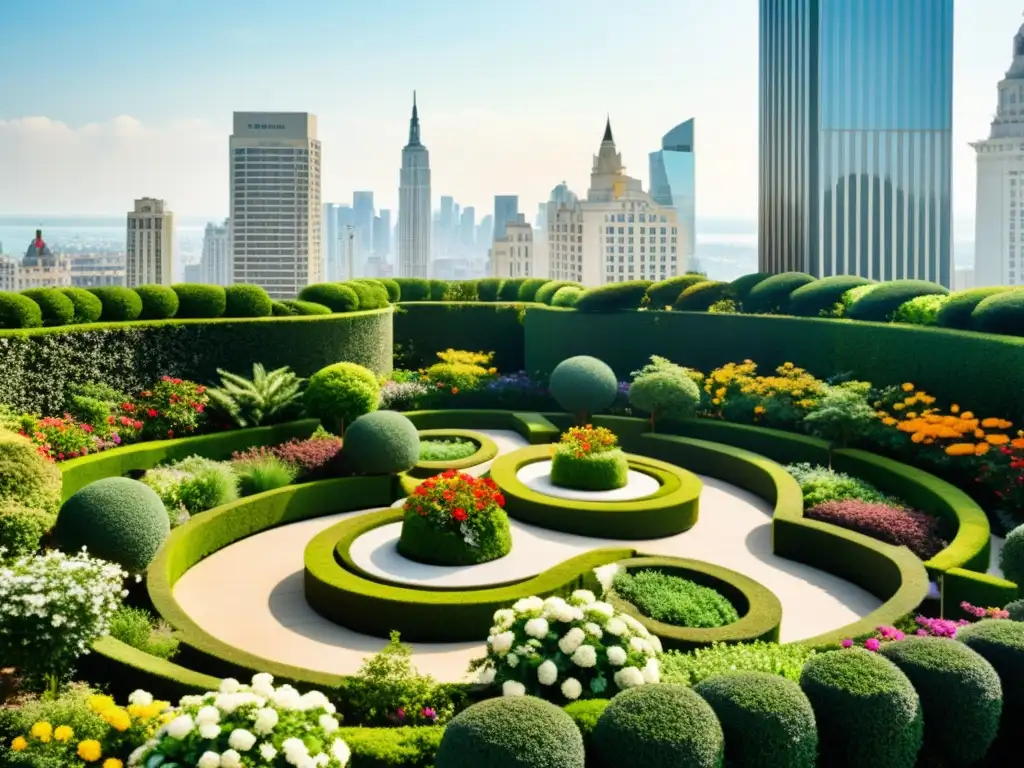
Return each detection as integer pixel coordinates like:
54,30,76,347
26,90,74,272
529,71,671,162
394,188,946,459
802,382,877,464
628,370,701,432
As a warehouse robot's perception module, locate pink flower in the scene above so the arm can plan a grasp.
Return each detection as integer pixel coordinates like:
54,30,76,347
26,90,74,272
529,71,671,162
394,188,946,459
841,638,853,648
864,638,881,652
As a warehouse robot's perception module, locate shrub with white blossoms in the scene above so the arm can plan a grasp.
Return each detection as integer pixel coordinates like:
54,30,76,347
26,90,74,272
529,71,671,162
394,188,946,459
0,546,128,694
128,674,350,768
472,590,662,703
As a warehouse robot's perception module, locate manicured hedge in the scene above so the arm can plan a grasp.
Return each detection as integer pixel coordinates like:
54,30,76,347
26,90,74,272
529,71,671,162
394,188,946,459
394,302,525,371
496,278,528,302
744,272,816,314
845,280,949,322
575,281,653,312
353,277,400,303
936,286,1016,330
88,286,143,322
407,429,500,478
673,281,732,311
21,288,75,327
345,280,390,310
646,274,708,309
475,278,504,302
0,310,393,414
298,283,360,312
552,286,583,307
0,291,43,328
534,280,579,305
224,284,273,317
394,278,430,302
517,278,549,302
402,409,561,445
134,284,180,320
172,283,226,319
788,275,873,318
429,279,450,301
971,289,1024,336
729,272,772,304
58,287,104,324
280,299,332,315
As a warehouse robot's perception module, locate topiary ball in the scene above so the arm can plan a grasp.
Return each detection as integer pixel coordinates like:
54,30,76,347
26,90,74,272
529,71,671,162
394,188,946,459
54,477,171,572
1006,598,1024,621
304,362,381,433
342,410,420,475
0,291,44,328
549,356,619,419
535,280,579,305
298,283,360,312
956,618,1024,747
879,635,1001,767
225,284,273,317
744,272,816,314
434,696,585,768
694,672,817,768
592,684,724,768
172,283,227,318
87,286,143,322
517,278,550,302
21,288,75,327
134,284,180,320
999,523,1024,585
799,648,922,768
551,286,584,307
57,287,104,324
0,430,61,516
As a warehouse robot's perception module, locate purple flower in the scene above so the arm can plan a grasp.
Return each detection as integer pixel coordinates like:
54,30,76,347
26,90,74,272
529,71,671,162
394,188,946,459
422,707,437,722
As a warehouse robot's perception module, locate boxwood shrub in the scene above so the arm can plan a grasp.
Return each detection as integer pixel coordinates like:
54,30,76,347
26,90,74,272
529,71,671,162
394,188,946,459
0,292,43,329
787,275,873,318
338,726,443,768
517,278,549,302
730,272,772,304
57,287,103,324
956,618,1024,746
845,280,948,322
394,278,430,301
548,355,619,418
552,286,584,307
935,286,1015,329
475,278,504,302
575,281,653,313
892,293,948,326
134,284,180,320
497,278,528,302
550,448,629,491
535,280,579,305
646,274,708,309
224,284,272,317
0,429,62,516
342,410,420,475
673,281,733,311
1000,524,1024,585
304,361,380,433
353,277,400,303
428,279,450,301
298,283,360,312
345,280,390,310
971,290,1024,336
280,299,332,315
172,283,227,319
87,286,143,322
21,288,75,327
744,272,816,314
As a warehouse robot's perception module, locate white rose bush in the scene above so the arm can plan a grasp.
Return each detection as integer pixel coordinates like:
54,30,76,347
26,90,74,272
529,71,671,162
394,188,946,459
129,674,350,768
472,589,662,702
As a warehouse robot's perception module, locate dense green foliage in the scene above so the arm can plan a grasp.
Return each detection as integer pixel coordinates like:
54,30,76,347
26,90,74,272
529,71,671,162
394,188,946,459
646,274,708,309
0,429,61,519
0,291,43,328
57,287,104,324
353,277,400,303
141,455,239,517
892,293,948,326
346,280,391,310
342,410,421,475
87,286,143,322
535,280,580,305
550,448,629,491
224,284,273,317
1005,598,1024,621
399,503,512,566
107,606,180,660
548,355,619,418
744,272,815,314
564,700,609,766
134,284,180,320
394,278,430,301
551,286,584,307
786,463,893,508
497,278,528,302
936,286,1015,329
729,272,772,305
1000,523,1024,585
956,618,1024,745
419,438,478,462
611,568,740,628
628,359,701,427
575,281,653,312
206,363,305,428
339,727,443,768
304,361,380,433
972,289,1024,336
660,641,816,686
232,454,297,496
279,299,332,315
673,281,733,311
299,283,360,312
21,288,75,327
393,302,524,371
517,278,549,302
171,283,227,319
787,276,872,318
474,278,503,302
845,280,949,322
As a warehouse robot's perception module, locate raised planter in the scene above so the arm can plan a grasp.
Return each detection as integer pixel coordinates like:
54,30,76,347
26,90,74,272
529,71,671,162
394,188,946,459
407,428,499,478
550,446,629,491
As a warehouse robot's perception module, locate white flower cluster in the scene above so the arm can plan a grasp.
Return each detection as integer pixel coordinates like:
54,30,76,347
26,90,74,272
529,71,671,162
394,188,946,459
0,547,127,678
478,589,661,702
129,674,350,768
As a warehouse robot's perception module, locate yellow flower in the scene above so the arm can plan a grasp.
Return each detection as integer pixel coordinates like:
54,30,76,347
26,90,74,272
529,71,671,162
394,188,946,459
88,695,116,714
893,403,905,411
712,398,721,406
950,404,960,414
754,405,766,415
30,722,53,742
54,726,74,743
10,736,28,752
77,740,103,762
102,708,132,732
901,382,914,392
103,760,124,768
882,417,897,426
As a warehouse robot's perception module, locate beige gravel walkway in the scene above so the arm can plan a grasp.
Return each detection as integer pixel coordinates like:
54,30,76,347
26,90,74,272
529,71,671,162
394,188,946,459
173,429,882,682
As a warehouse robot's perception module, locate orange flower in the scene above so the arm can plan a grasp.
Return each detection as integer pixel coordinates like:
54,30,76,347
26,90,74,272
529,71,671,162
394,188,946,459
986,434,1010,445
975,443,990,456
951,404,960,414
961,411,975,420
945,443,976,456
1012,438,1024,450
911,432,926,444
901,382,915,392
451,387,459,394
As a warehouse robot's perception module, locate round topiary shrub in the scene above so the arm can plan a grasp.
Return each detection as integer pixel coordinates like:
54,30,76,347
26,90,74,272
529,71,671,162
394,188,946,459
799,648,922,768
575,281,653,313
298,283,359,312
171,283,227,318
394,278,430,301
673,281,733,311
730,272,772,305
517,278,549,302
549,356,619,420
341,410,419,475
57,287,103,324
1006,598,1024,621
496,278,527,302
280,299,332,315
646,274,708,309
957,618,1024,746
535,280,580,305
0,429,61,517
788,275,873,318
551,286,584,307
0,291,43,328
344,280,389,310
134,284,180,320
628,370,701,429
87,287,143,322
475,278,505,302
693,672,817,768
224,284,273,317
434,696,585,768
550,424,629,491
879,635,1002,767
53,477,171,573
304,362,380,433
844,279,948,322
999,523,1024,585
375,277,401,302
592,684,724,768
936,286,1016,329
429,279,450,301
271,300,294,316
744,272,816,314
971,289,1024,336
20,288,75,327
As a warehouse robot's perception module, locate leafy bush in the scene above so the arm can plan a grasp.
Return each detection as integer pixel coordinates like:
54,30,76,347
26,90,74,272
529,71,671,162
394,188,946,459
744,272,816,314
299,282,361,312
517,278,549,302
170,283,227,318
806,500,947,560
107,605,180,660
233,454,297,496
799,649,922,768
892,293,948,326
879,636,1002,767
563,699,609,741
0,504,53,557
786,463,894,508
86,286,142,322
233,433,344,480
936,286,1016,329
551,285,584,307
729,272,772,305
475,278,505,302
801,381,877,447
611,568,739,628
436,696,584,768
0,429,62,516
575,280,653,313
971,289,1024,336
645,274,708,309
57,287,104,324
592,684,724,768
0,684,107,766
659,641,816,686
339,727,442,768
1001,525,1024,586
205,363,304,428
535,280,580,305
289,298,335,315
788,275,873,318
136,375,209,440
373,277,402,302
142,455,239,517
694,672,817,768
224,283,273,317
956,619,1024,747
672,280,732,311
21,288,75,327
419,438,478,462
133,284,179,320
628,362,701,429
271,300,294,316
394,278,430,301
549,355,619,419
845,279,948,322
55,477,170,572
304,361,380,432
496,278,528,302
429,279,451,301
1005,598,1024,621
346,280,390,310
343,410,420,475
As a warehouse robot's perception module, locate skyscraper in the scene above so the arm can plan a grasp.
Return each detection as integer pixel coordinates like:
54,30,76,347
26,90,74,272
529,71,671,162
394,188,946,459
438,195,454,257
373,209,392,261
477,215,493,255
649,118,696,268
493,195,520,241
126,198,175,287
353,191,375,267
973,16,1024,287
460,206,476,253
398,93,431,278
200,218,231,286
229,112,322,298
759,0,953,285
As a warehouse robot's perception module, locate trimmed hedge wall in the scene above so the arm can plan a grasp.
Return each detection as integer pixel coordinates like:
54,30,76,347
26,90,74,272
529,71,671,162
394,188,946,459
0,309,393,414
402,409,561,444
394,302,525,371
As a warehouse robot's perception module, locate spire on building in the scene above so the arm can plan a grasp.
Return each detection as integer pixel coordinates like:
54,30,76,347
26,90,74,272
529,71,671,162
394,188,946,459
603,115,614,143
407,91,421,147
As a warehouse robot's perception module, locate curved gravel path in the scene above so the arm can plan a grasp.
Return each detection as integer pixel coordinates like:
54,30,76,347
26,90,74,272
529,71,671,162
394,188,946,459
173,428,882,682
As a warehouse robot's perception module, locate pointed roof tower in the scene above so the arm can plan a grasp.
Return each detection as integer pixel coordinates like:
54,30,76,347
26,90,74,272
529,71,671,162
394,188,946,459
593,116,624,176
602,115,614,143
407,90,422,147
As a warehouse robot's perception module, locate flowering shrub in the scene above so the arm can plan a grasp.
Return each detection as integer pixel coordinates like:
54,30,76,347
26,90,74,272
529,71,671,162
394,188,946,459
128,674,351,767
960,602,1010,620
232,434,344,480
135,376,208,440
556,425,619,457
704,360,824,428
142,456,238,518
420,349,498,393
471,590,663,703
19,415,98,461
0,548,127,694
379,379,430,410
805,499,947,560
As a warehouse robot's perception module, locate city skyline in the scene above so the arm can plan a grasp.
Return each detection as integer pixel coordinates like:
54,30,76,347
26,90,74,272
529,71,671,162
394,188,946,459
0,0,1017,226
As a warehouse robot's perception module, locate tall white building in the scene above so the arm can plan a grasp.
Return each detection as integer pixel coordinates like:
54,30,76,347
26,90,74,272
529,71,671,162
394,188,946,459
973,17,1024,287
398,93,431,278
490,214,536,278
549,120,682,285
126,198,174,286
200,218,231,286
230,112,322,298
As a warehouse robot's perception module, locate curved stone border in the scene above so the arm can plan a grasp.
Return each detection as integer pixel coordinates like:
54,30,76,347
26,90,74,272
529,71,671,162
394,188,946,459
407,429,499,478
488,444,702,539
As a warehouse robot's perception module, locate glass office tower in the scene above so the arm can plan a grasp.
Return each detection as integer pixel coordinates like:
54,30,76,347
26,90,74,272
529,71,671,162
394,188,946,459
650,119,696,265
759,0,953,285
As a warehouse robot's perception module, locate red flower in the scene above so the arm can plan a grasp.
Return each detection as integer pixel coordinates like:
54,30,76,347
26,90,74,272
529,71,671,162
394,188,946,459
494,493,505,507
167,430,174,438
81,423,94,433
442,469,456,479
442,490,455,502
107,415,116,425
121,402,135,412
147,409,158,418
161,376,171,382
475,501,486,510
133,420,143,430
196,385,206,394
417,505,426,515
195,403,205,413
453,508,468,521
414,485,428,496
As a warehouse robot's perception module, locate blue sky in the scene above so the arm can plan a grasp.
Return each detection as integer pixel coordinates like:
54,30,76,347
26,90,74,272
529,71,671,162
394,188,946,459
0,0,1020,223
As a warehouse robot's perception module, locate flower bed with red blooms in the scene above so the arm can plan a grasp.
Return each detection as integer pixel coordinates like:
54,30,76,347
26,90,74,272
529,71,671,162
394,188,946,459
397,469,513,566
806,499,948,560
136,376,209,440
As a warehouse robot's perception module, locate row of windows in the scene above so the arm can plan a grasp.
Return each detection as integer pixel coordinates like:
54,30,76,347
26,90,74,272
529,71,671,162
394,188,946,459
606,246,675,254
605,226,676,235
603,213,670,223
127,218,168,230
605,237,676,245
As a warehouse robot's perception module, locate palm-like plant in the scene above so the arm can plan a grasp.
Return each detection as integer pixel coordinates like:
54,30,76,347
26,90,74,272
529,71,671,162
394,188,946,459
206,363,305,428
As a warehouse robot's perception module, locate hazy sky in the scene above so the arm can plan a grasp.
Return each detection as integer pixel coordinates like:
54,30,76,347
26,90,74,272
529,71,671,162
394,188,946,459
0,0,1020,223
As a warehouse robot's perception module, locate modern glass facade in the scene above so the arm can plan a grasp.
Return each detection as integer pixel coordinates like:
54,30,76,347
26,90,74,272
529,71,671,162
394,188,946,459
759,0,953,285
649,119,696,262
